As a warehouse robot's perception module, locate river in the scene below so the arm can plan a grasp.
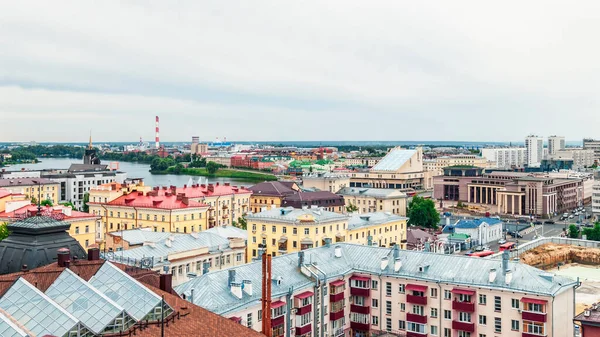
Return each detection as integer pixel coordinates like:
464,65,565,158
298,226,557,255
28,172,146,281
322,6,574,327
3,158,256,187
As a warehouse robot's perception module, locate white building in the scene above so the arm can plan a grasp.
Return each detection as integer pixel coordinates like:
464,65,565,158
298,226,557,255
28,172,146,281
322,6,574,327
448,217,503,245
553,149,595,169
593,183,600,219
547,136,565,156
583,138,600,163
525,135,544,167
481,147,526,169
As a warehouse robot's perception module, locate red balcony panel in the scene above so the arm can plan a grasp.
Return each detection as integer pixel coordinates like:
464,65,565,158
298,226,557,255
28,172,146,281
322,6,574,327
330,292,345,302
407,331,428,337
330,309,345,321
350,304,370,314
271,315,285,326
452,321,475,333
406,313,428,324
452,301,475,312
350,287,370,297
522,333,546,337
350,321,370,332
406,294,428,305
295,324,312,335
296,303,312,315
522,311,547,323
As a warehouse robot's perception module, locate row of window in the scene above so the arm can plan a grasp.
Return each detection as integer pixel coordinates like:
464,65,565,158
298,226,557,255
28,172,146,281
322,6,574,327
169,253,244,276
252,223,347,235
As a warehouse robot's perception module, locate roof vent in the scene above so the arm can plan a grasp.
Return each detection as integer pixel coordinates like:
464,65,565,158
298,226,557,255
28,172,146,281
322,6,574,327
334,245,342,258
360,215,370,221
380,257,389,271
539,273,554,283
584,310,591,317
505,270,513,285
165,239,172,248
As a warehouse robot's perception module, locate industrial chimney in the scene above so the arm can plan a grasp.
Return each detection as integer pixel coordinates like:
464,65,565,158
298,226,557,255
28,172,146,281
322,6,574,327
155,116,160,149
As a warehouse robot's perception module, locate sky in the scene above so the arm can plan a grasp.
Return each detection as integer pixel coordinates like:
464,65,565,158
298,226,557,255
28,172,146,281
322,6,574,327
1,1,600,143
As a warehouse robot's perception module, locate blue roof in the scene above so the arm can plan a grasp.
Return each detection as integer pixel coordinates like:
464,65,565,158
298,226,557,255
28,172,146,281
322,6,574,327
453,218,503,229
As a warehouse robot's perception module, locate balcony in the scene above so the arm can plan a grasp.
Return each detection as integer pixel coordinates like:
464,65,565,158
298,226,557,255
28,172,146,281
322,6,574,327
350,287,370,297
295,323,312,335
522,311,547,322
452,320,475,333
330,309,345,321
407,331,428,337
350,304,370,314
332,328,345,337
296,304,312,315
522,333,547,337
271,315,285,326
350,321,370,332
330,292,344,302
452,300,475,312
406,294,427,305
406,313,428,324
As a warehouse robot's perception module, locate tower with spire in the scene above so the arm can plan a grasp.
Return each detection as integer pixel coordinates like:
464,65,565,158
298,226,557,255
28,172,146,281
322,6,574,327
83,131,101,165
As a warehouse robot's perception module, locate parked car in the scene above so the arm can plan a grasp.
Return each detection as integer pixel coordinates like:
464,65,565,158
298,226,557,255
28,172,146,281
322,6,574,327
508,231,523,238
533,221,543,225
474,246,485,252
563,213,569,217
544,220,555,224
498,239,507,244
569,215,575,219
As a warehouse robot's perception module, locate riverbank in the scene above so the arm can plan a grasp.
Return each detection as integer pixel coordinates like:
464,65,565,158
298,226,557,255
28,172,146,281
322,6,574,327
152,167,278,182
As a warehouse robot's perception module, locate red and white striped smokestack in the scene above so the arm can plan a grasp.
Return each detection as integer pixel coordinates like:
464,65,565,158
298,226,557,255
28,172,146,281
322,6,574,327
155,116,160,149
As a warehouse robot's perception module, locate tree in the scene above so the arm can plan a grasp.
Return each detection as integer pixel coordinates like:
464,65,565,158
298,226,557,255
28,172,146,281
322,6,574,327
173,163,184,174
233,217,247,230
40,199,53,207
346,203,359,213
568,224,580,239
407,196,440,229
206,161,220,175
30,196,37,205
0,222,9,241
82,193,90,212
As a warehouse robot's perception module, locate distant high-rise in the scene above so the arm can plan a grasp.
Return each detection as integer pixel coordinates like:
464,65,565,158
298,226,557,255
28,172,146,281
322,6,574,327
548,135,565,156
525,135,543,167
583,138,600,163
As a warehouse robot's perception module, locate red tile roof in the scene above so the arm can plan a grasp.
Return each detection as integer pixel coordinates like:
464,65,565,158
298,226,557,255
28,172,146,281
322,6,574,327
175,183,252,198
100,190,209,210
0,188,11,199
0,205,100,221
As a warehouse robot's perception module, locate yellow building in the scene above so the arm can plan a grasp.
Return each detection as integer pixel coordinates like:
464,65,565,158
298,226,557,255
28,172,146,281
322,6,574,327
0,178,60,205
337,187,407,216
423,154,491,177
88,180,149,204
0,204,101,249
301,172,350,193
245,206,407,262
0,188,29,213
248,181,299,213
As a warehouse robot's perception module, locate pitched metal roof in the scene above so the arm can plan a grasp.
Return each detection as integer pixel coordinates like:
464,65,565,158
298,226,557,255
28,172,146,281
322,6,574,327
204,226,247,240
348,212,408,230
453,217,503,229
246,207,349,224
175,243,577,315
7,215,70,230
337,187,407,198
248,182,296,196
110,229,173,245
371,148,417,172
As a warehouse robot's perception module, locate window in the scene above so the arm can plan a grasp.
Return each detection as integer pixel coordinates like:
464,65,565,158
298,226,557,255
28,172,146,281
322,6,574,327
386,317,392,332
412,305,424,316
458,332,471,337
300,312,312,326
524,302,544,313
85,239,89,247
430,288,438,298
511,320,519,331
258,309,262,321
407,322,425,333
75,227,80,234
351,279,369,289
443,310,451,320
399,284,405,294
494,317,501,333
85,225,89,233
272,226,276,233
304,228,310,235
430,308,438,318
459,312,471,323
478,294,487,305
283,227,287,234
398,320,406,330
444,290,451,300
372,280,378,290
444,328,451,337
372,299,379,308
351,313,369,325
478,315,487,325
511,298,520,309
386,301,392,315
293,228,297,235
400,303,405,312
386,282,392,296
494,296,501,311
458,294,471,303
523,320,545,335
352,296,366,306
262,225,266,232
431,325,438,336
247,313,253,328
252,224,256,231
372,316,379,326
479,335,486,337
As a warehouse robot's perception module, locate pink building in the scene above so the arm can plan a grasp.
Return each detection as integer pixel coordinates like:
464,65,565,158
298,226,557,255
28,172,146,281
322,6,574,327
175,243,578,337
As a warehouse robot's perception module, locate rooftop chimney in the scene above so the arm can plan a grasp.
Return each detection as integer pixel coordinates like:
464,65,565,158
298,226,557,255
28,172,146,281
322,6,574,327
324,238,332,247
380,257,389,271
393,244,400,259
394,258,402,272
87,248,100,261
242,280,253,296
298,251,305,267
57,248,70,267
502,250,509,273
202,261,210,274
228,269,236,287
160,273,173,293
21,265,28,273
334,245,342,258
231,282,243,299
489,268,497,283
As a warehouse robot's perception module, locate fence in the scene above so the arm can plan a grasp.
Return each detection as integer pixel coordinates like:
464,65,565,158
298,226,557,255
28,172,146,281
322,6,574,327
488,237,600,260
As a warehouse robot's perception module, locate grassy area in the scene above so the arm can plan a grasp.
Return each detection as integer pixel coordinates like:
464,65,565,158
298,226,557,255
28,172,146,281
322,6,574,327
153,167,278,181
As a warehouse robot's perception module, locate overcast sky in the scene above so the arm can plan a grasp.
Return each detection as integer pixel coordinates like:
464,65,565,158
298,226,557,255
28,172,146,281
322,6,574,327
1,1,599,143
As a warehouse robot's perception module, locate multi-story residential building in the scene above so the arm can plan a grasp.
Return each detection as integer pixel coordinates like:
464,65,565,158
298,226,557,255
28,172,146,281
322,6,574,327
349,147,431,190
302,172,350,193
423,155,490,177
0,204,101,249
548,136,565,156
249,181,300,213
526,135,544,167
343,157,382,168
433,167,584,217
593,183,600,219
583,138,600,163
481,147,527,169
347,212,407,249
0,178,60,204
176,243,578,337
573,303,600,337
281,191,346,213
104,229,247,286
89,180,149,204
553,148,595,169
337,187,407,216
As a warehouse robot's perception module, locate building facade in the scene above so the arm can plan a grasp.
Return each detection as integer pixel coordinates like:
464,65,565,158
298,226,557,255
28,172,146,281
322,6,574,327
423,155,490,177
481,147,527,169
548,136,565,156
337,187,407,216
553,149,595,169
347,213,407,249
281,191,346,213
447,218,503,246
0,178,60,205
593,183,600,219
176,244,578,337
583,138,600,163
526,135,544,167
249,181,299,213
302,172,350,193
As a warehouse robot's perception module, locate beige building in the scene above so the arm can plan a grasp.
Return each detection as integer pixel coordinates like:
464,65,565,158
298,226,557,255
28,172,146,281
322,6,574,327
302,172,350,193
552,148,595,169
204,155,232,167
343,157,382,168
423,155,490,177
337,187,407,216
177,244,577,337
0,178,60,205
350,147,432,190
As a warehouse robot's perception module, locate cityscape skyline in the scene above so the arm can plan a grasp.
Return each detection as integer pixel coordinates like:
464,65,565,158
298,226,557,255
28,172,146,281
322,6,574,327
2,1,600,142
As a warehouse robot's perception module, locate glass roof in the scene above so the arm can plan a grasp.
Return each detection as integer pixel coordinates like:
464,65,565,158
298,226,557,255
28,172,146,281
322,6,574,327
0,311,30,337
371,149,417,172
89,262,168,321
45,268,130,335
0,278,79,337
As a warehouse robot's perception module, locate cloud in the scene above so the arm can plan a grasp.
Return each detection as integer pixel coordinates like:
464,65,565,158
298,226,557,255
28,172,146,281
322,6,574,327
1,0,599,142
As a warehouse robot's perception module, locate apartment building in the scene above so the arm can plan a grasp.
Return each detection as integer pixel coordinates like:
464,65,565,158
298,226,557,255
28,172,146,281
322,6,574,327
343,157,382,168
423,155,490,177
337,187,407,216
175,243,577,337
583,138,600,163
302,172,350,193
347,212,407,249
526,135,544,167
249,181,300,213
593,183,600,219
481,147,527,169
0,177,60,204
281,191,346,213
553,148,595,169
547,136,565,156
